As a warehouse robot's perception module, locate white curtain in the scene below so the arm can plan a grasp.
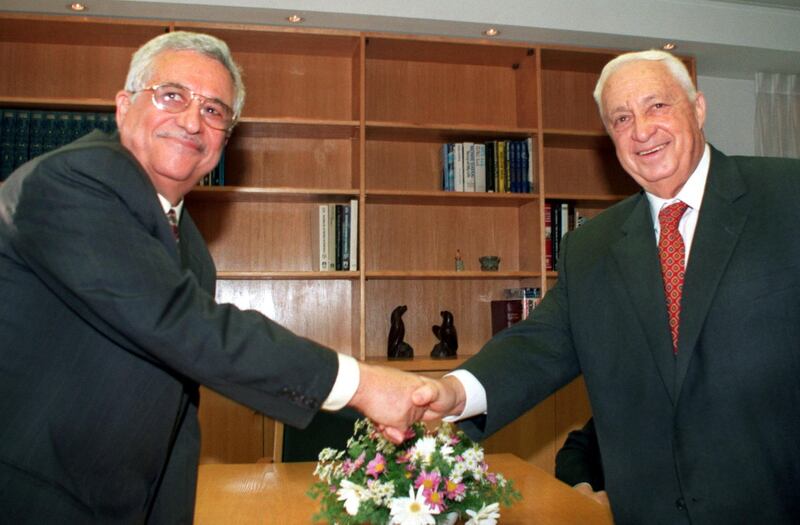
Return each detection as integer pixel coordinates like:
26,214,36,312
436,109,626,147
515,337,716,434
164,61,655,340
755,72,800,159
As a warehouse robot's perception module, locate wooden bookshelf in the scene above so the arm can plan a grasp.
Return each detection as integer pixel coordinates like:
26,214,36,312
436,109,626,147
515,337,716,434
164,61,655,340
0,12,694,475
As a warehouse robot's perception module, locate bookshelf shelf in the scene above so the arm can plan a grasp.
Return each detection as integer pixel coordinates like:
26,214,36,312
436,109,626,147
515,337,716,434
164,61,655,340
0,97,116,112
545,193,629,202
217,270,360,280
366,271,540,280
366,121,537,142
188,186,358,203
235,118,360,139
365,190,537,207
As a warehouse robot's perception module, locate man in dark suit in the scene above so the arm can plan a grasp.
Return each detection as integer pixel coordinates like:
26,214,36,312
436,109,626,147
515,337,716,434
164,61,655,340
0,31,423,523
411,49,800,523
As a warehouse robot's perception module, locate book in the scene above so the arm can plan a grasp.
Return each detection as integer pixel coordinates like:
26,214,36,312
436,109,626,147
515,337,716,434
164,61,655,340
560,202,570,240
527,136,536,193
485,141,495,192
12,111,30,172
348,198,358,271
0,109,15,179
453,143,464,192
491,300,523,335
312,204,331,271
341,204,351,271
327,203,337,271
475,143,486,192
334,204,344,271
463,142,476,192
497,141,507,193
544,201,553,271
521,138,531,193
28,111,45,161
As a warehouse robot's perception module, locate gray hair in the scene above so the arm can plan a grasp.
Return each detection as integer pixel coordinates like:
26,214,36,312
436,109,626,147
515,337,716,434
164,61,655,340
125,31,245,122
593,49,696,115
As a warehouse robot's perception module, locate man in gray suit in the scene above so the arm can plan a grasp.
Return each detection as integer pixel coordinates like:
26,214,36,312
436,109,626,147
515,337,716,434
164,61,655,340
0,31,423,523
411,50,800,523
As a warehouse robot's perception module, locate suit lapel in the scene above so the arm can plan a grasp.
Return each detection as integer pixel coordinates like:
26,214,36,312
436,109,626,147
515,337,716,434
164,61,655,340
178,211,217,294
611,193,678,404
674,147,749,402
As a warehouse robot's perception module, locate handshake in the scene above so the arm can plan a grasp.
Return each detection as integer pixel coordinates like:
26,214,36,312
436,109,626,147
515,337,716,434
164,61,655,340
346,362,470,443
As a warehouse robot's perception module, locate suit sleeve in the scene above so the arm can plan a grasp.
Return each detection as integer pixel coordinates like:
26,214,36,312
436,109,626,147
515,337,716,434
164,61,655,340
457,228,581,440
4,143,337,428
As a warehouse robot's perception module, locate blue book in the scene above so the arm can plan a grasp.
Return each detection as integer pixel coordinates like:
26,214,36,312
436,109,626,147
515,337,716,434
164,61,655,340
42,113,58,154
1,109,17,180
12,111,30,171
520,139,530,193
28,111,45,160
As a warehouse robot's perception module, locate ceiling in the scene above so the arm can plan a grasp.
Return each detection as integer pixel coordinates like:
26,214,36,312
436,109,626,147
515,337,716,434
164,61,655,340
1,0,799,79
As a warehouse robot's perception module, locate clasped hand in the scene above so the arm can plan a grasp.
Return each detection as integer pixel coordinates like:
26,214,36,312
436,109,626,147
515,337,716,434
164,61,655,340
348,364,466,443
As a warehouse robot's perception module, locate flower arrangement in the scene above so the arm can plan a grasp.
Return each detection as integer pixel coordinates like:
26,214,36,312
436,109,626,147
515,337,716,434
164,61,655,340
308,419,521,525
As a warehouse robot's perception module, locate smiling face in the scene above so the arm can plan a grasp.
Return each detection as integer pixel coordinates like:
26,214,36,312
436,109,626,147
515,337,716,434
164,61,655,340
115,50,233,204
601,60,706,198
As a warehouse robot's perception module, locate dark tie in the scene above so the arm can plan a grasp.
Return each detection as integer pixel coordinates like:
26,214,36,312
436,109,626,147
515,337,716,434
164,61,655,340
658,201,689,355
166,208,180,242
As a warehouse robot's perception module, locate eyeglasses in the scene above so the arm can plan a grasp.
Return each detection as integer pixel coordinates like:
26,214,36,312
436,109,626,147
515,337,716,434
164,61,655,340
135,83,235,131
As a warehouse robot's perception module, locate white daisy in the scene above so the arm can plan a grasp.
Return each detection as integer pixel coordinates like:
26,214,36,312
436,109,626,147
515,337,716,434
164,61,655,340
337,479,367,516
412,436,438,465
389,485,440,525
465,502,501,525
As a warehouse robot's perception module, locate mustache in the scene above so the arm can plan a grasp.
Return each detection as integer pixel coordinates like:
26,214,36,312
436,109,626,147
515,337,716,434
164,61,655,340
155,131,205,152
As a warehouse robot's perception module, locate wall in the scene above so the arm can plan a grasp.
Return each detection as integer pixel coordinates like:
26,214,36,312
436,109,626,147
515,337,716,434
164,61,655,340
698,76,756,156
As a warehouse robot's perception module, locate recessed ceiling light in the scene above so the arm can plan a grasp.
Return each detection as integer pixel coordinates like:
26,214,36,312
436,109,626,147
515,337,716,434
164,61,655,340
68,2,87,11
287,14,304,23
662,42,676,51
483,28,500,37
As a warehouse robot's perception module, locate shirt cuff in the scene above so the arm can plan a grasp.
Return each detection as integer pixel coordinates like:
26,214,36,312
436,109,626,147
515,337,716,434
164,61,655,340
441,369,487,422
321,353,360,411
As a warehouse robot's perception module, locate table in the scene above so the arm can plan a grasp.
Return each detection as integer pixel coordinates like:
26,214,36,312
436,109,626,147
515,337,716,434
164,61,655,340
195,453,614,524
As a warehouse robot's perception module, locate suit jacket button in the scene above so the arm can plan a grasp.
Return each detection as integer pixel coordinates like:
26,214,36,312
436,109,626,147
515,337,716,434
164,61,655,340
675,497,685,511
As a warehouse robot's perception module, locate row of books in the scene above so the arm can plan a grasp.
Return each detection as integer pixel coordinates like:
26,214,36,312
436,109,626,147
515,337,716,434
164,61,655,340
545,200,588,271
312,200,359,271
441,138,536,193
490,287,542,335
1,109,117,180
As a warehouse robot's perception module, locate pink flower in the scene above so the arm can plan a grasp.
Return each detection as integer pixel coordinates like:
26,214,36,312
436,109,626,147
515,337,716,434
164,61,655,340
414,471,442,492
424,489,447,512
486,472,497,484
444,478,466,500
342,452,365,475
395,450,412,464
366,453,387,478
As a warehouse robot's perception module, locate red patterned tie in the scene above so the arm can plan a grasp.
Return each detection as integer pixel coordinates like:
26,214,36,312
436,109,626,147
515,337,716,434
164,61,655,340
166,208,180,242
658,201,689,355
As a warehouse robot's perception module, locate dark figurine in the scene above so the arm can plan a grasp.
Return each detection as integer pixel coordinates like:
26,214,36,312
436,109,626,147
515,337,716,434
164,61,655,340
431,310,458,358
387,305,414,359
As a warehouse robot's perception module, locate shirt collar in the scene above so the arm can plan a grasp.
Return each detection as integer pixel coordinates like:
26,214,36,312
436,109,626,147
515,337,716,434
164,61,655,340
157,194,184,223
646,143,710,223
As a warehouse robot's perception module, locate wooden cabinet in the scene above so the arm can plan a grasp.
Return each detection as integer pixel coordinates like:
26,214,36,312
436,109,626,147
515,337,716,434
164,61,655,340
0,13,694,473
